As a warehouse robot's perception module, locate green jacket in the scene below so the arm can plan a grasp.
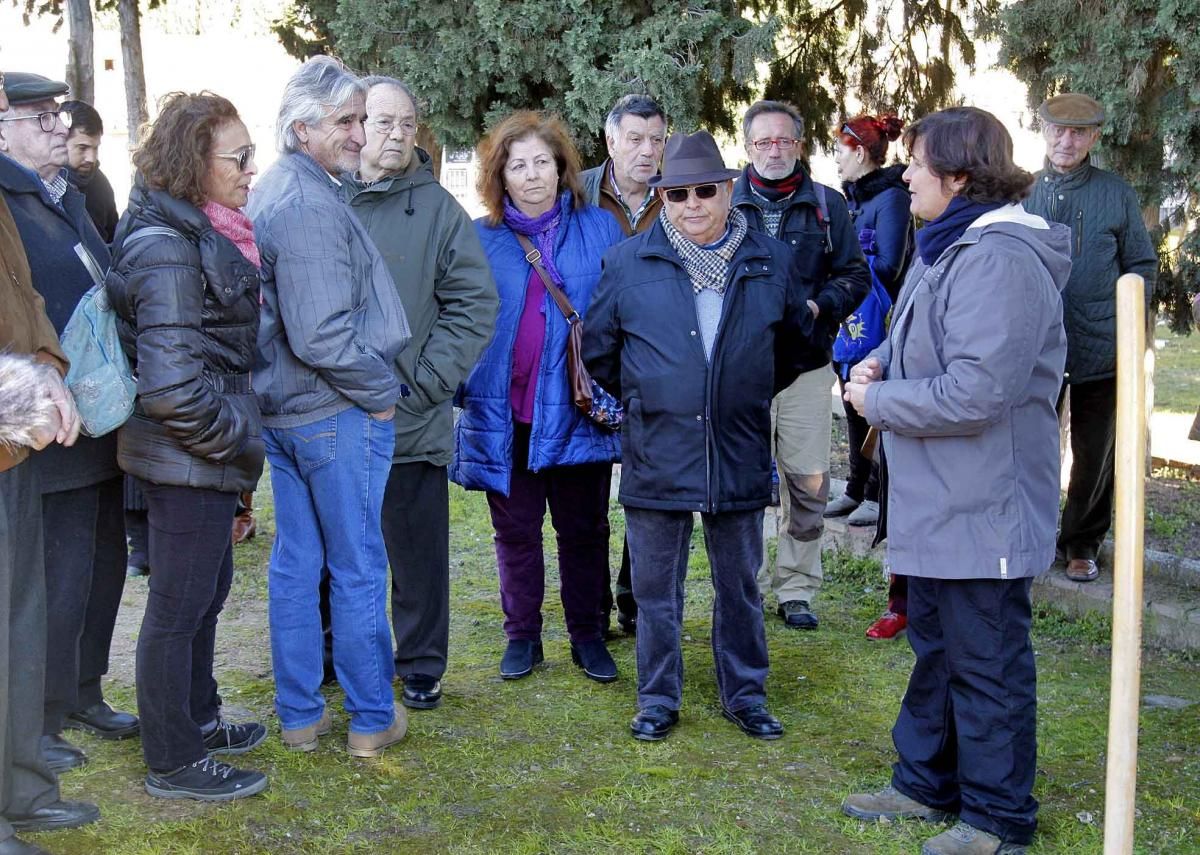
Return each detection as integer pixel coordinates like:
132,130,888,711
345,149,498,465
1024,158,1158,384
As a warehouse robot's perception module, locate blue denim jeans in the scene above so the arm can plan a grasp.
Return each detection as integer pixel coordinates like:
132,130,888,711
265,407,396,735
624,507,769,712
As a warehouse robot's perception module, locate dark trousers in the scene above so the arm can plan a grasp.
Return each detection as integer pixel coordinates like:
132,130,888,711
125,475,150,571
137,484,236,772
600,530,637,622
1057,377,1116,562
41,475,127,733
888,573,908,616
891,576,1038,845
485,423,611,643
0,463,58,842
625,507,769,712
382,461,450,679
836,371,880,503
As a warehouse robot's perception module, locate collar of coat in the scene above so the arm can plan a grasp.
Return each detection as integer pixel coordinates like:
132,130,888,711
843,163,907,206
731,162,819,214
1039,155,1093,191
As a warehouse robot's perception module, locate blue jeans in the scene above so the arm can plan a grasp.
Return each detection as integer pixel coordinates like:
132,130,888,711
625,507,769,712
265,407,396,735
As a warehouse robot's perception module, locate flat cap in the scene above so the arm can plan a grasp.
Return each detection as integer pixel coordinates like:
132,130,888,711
1,72,70,105
1038,93,1105,128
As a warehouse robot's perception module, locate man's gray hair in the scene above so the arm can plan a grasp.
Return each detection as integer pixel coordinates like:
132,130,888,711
742,100,804,142
275,56,365,154
360,75,420,120
604,93,666,142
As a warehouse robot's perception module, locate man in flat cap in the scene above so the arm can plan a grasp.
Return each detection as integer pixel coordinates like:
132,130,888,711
0,71,136,776
583,130,816,742
1024,93,1158,584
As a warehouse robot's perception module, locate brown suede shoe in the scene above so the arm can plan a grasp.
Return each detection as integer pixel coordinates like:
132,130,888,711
1065,558,1099,582
922,821,1027,854
842,785,954,823
346,705,408,758
281,708,331,752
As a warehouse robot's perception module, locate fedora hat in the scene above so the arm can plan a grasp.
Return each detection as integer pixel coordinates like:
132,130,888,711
648,130,741,188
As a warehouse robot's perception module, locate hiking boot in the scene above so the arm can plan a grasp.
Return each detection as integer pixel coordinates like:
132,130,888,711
280,708,331,752
841,785,955,823
823,493,860,517
203,718,267,755
847,499,880,526
346,705,408,758
777,600,819,630
922,822,1027,854
144,757,267,801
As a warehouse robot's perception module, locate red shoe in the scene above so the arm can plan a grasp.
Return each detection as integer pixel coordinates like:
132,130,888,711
866,611,907,640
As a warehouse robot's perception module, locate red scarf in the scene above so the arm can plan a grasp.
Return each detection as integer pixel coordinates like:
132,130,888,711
202,200,260,269
747,162,805,201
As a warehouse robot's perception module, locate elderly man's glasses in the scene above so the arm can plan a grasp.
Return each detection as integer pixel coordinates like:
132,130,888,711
369,118,418,136
214,144,256,173
663,183,719,203
0,109,72,133
749,137,798,152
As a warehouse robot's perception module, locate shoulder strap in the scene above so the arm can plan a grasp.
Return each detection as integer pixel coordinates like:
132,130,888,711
812,182,833,254
513,232,580,324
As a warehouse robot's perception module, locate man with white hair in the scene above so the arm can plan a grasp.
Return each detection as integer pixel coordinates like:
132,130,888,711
248,56,411,759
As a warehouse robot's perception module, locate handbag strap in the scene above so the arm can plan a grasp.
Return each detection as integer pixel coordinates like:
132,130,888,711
514,232,580,324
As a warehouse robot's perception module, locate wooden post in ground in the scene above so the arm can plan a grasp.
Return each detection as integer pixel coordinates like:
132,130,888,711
1103,273,1147,855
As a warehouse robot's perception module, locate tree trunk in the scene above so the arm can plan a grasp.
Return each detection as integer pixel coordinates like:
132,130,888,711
65,0,95,104
117,0,149,144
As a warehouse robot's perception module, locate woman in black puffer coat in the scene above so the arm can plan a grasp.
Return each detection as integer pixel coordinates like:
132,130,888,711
829,113,914,640
104,92,268,802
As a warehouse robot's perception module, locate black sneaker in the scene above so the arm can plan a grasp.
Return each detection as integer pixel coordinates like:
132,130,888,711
202,718,267,755
145,758,267,801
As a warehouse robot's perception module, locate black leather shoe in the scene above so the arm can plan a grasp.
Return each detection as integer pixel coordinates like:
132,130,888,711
777,600,819,630
570,639,618,683
722,704,784,740
615,588,637,634
40,733,87,773
499,639,544,680
402,674,443,709
65,700,140,740
0,836,51,854
630,705,679,741
7,799,100,832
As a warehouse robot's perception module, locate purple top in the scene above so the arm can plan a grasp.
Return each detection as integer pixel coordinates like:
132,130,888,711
509,267,547,423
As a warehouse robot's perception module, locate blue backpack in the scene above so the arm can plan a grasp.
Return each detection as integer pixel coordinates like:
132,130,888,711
832,227,893,378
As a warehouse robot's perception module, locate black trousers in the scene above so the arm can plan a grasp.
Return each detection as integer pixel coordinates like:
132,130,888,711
136,484,236,772
1057,377,1116,562
891,576,1038,845
836,369,880,503
0,462,58,842
41,475,127,733
382,461,450,680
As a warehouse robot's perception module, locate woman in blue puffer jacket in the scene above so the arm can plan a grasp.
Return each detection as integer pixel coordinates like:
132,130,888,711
451,111,624,684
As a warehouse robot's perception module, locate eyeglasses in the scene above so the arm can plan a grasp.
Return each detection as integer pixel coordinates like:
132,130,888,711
369,118,418,136
749,137,798,152
841,123,865,145
663,183,720,203
214,144,256,173
0,109,72,133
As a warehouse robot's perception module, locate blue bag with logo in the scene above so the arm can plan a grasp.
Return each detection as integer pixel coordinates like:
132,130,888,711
833,228,893,379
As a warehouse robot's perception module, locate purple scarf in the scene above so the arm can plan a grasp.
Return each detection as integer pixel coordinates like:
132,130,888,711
503,192,568,289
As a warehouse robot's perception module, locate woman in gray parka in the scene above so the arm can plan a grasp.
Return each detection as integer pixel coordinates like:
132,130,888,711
839,107,1071,855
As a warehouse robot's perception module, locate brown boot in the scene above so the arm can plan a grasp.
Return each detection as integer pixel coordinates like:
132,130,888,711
232,492,256,544
346,705,408,758
922,822,1026,854
842,785,954,823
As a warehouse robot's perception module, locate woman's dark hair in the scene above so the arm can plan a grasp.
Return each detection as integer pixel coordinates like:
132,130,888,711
133,92,241,206
902,107,1032,204
476,110,584,226
838,113,904,166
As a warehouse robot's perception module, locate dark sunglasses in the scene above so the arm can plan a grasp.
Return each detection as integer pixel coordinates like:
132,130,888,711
214,144,256,173
663,183,719,203
841,123,865,145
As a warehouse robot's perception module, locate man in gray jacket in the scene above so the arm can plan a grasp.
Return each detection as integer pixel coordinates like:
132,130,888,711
249,57,411,758
343,76,497,710
1024,93,1158,584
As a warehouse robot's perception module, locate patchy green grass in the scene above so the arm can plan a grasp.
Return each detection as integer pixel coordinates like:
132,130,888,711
31,484,1200,854
1154,323,1200,415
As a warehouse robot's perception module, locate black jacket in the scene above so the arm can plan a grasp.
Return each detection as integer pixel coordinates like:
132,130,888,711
731,165,870,372
843,163,913,299
105,184,264,493
582,220,816,513
68,166,121,244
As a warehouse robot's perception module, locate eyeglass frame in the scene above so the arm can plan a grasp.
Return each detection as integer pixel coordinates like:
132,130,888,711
213,144,256,173
661,183,721,204
0,108,72,134
368,117,418,137
748,137,799,152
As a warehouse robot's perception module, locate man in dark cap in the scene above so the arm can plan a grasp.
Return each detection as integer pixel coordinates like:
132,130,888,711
0,68,99,855
583,130,817,742
1024,93,1158,584
0,71,136,774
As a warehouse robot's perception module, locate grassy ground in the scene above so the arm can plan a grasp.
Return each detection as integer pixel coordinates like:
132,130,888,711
1153,322,1200,415
31,482,1200,855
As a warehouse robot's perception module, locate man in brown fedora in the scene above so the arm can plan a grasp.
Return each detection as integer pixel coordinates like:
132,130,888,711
1024,93,1158,584
583,130,817,742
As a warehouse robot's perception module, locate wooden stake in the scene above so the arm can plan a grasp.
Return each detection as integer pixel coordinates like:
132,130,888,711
1103,273,1147,855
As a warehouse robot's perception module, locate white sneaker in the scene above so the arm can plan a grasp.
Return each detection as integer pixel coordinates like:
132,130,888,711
823,493,860,517
847,499,879,526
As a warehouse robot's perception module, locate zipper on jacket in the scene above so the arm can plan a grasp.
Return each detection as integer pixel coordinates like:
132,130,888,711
1074,210,1082,256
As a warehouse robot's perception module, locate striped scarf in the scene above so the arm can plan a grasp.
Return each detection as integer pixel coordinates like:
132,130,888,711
659,206,748,296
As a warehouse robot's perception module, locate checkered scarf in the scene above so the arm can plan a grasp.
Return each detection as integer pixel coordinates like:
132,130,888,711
43,170,69,207
659,206,748,296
